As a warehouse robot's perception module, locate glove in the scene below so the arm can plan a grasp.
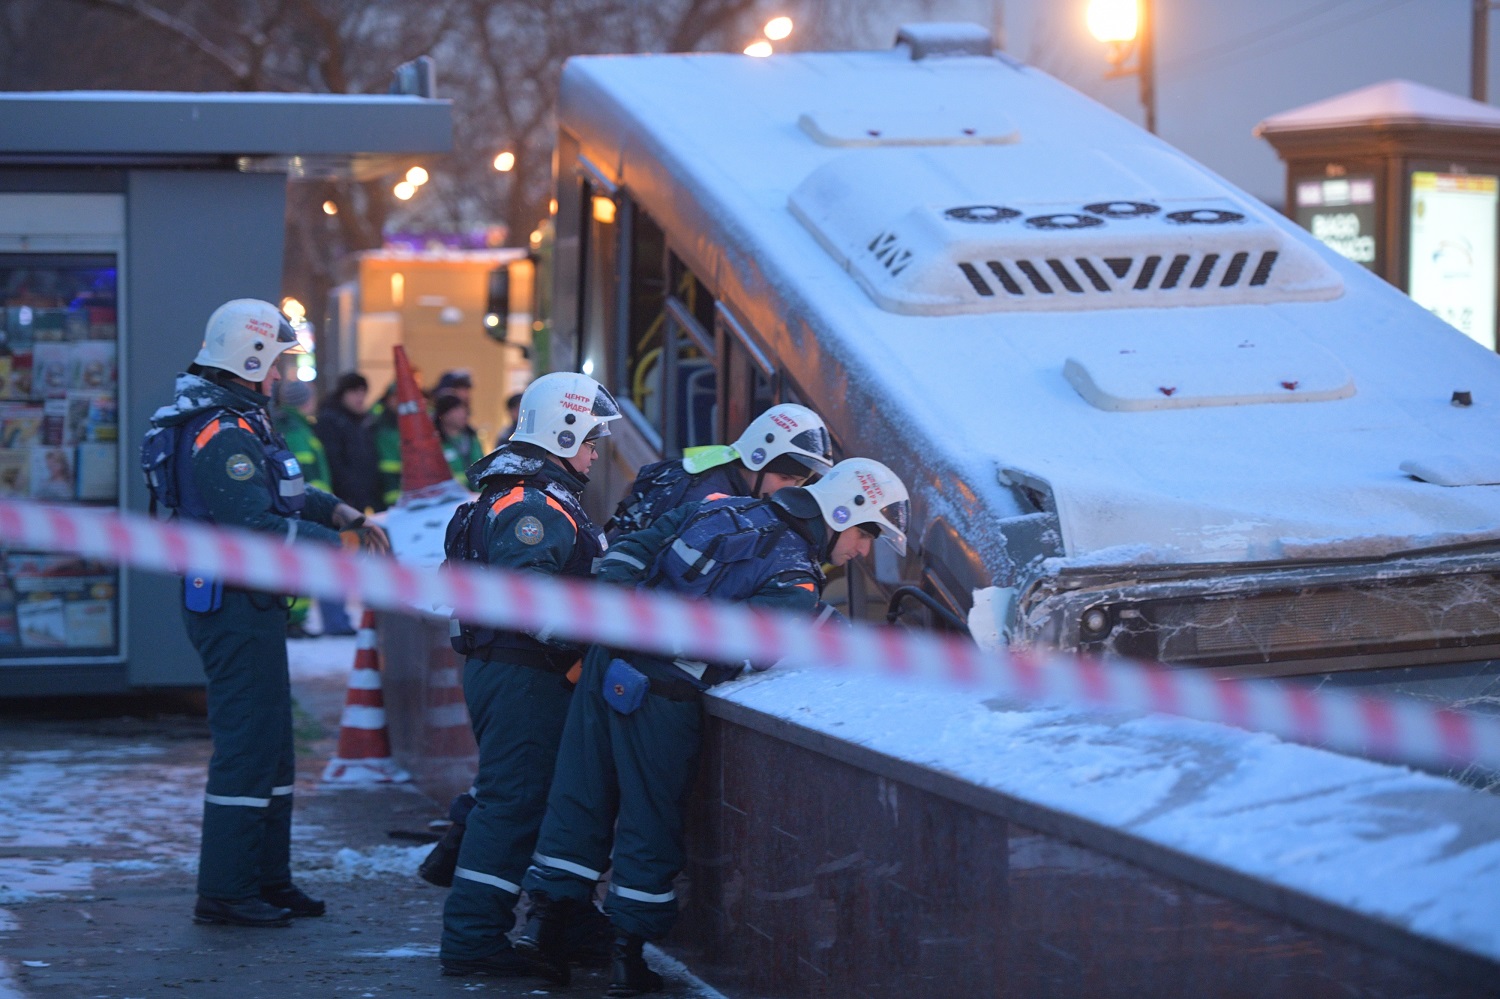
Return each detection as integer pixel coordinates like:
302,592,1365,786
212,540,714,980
340,522,392,555
331,502,365,529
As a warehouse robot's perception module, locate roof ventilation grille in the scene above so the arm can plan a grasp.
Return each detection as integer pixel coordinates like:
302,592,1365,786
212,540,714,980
955,249,1282,299
788,165,1345,315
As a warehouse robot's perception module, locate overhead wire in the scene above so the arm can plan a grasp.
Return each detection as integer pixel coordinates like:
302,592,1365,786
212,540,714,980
1165,0,1426,74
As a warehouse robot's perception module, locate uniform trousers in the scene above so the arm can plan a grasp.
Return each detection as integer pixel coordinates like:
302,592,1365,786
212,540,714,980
440,657,574,961
524,647,702,941
183,589,295,901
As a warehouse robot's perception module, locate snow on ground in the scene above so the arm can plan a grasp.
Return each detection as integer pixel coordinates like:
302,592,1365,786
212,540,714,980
714,666,1500,962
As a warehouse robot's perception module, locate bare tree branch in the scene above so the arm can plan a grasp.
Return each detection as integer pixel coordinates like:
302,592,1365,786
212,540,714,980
63,0,252,85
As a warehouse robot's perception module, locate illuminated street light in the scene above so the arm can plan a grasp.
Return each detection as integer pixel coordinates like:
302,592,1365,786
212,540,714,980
592,195,617,225
1086,0,1137,43
493,151,516,172
393,180,416,200
281,297,306,321
744,40,773,57
321,199,338,216
764,16,793,41
405,165,430,186
1085,0,1155,134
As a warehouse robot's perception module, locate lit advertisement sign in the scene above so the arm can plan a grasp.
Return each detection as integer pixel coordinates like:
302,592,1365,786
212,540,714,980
1408,170,1498,350
1294,175,1376,269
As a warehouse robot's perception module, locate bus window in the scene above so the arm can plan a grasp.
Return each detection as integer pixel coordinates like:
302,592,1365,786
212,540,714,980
716,305,775,441
660,252,716,455
666,303,716,451
579,181,619,380
623,209,668,432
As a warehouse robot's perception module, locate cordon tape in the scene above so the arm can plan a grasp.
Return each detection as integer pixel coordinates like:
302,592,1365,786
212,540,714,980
1,498,1497,774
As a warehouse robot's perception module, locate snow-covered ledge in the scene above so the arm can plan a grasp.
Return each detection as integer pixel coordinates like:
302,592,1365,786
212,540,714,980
705,665,1500,984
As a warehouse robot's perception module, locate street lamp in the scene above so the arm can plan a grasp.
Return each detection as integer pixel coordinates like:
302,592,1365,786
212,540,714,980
393,180,416,201
405,166,430,186
744,39,773,57
764,16,793,41
493,151,516,172
1086,0,1156,134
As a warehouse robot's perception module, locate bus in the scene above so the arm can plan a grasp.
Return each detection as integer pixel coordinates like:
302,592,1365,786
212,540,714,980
537,23,1500,678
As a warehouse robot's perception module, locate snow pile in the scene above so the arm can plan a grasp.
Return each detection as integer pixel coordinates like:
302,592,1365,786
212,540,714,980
286,633,359,682
306,843,430,882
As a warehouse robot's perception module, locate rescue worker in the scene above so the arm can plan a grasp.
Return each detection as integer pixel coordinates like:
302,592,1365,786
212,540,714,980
144,299,390,928
367,380,403,510
438,371,621,980
519,458,910,995
607,403,834,538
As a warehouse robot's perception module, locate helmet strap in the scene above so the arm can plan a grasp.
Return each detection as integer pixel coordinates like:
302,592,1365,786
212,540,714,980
752,470,766,498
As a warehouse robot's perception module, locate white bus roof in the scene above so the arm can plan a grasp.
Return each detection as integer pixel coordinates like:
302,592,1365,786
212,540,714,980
561,44,1500,567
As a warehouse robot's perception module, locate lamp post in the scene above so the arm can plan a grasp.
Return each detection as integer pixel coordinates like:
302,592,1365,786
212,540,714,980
1086,0,1156,134
1474,0,1500,102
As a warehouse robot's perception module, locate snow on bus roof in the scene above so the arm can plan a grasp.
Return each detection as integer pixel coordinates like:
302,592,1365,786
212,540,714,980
561,47,1500,566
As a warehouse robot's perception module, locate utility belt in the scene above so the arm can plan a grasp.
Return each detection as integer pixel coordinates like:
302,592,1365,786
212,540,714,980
451,619,576,674
469,643,578,675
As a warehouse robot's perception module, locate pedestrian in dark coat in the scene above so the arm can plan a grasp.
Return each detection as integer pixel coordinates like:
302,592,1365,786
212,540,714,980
316,371,380,512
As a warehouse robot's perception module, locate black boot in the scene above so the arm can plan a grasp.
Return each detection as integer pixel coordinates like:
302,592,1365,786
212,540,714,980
512,892,572,986
192,895,292,927
419,793,475,888
417,823,464,887
608,932,663,997
260,883,325,917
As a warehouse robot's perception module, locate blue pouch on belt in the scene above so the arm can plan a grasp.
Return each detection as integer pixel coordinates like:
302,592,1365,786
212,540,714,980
183,573,222,614
603,658,648,715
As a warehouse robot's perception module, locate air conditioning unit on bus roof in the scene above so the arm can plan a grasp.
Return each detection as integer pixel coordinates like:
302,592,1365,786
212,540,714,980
789,154,1345,316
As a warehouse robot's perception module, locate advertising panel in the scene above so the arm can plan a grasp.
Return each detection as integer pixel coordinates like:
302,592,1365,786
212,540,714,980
1294,175,1377,270
1408,171,1499,350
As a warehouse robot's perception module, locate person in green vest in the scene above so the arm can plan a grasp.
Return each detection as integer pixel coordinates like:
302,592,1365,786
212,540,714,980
435,394,485,482
274,379,354,636
367,380,403,510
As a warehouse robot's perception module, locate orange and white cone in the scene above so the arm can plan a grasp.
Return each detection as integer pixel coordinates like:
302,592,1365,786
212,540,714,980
321,611,411,785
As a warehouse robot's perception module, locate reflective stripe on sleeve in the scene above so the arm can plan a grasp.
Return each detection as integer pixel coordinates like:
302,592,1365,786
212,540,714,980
600,551,646,571
454,867,521,894
531,852,604,881
609,883,676,904
670,538,715,576
271,784,294,796
205,793,270,808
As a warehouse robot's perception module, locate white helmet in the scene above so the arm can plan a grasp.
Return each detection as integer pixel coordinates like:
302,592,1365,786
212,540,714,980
803,457,911,556
512,371,621,458
731,404,834,478
194,298,302,382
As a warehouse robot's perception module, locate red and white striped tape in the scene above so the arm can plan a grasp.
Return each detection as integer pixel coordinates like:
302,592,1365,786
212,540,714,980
2,498,1498,773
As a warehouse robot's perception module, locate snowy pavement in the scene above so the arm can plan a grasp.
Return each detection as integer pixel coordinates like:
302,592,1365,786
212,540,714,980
0,636,723,998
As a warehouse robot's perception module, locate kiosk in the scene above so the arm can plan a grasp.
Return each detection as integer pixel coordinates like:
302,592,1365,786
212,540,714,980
1258,79,1500,351
0,90,450,695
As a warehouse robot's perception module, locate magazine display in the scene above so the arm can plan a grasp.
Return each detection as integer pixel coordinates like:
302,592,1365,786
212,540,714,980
0,265,121,656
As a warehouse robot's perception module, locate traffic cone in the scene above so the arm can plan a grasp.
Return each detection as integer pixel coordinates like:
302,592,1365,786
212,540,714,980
321,611,411,785
393,345,456,498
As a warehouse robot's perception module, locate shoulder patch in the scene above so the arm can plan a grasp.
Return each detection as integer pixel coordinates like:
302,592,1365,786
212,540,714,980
225,453,255,481
515,515,545,545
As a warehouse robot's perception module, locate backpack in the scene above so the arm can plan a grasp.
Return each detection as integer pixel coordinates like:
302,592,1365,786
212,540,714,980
443,479,513,656
140,409,232,519
647,496,800,601
608,459,695,535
